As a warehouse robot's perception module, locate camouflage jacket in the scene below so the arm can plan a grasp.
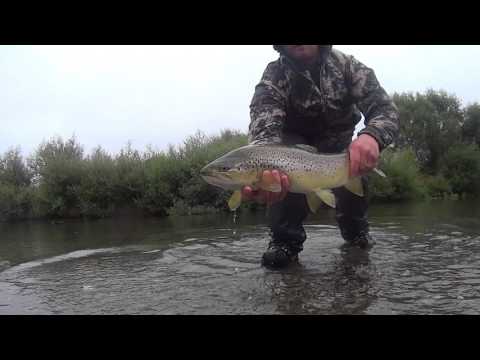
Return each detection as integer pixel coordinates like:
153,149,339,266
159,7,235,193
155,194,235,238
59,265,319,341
248,46,399,152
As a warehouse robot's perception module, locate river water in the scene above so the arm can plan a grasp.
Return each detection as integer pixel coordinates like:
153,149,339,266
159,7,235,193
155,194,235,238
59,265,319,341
0,200,479,315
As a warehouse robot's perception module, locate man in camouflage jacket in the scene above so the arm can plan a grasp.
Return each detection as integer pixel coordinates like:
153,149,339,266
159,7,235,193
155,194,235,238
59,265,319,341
242,45,399,268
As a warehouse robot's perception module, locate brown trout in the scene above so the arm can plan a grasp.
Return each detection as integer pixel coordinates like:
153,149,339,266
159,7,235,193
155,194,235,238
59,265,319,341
200,144,384,212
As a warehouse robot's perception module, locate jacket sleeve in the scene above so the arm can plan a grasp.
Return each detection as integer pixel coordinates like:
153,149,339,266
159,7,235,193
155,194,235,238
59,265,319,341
248,64,288,145
347,56,400,151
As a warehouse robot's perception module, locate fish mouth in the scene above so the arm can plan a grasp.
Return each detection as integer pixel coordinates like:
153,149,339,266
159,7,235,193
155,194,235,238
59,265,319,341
201,174,239,190
201,168,244,189
200,165,210,177
202,173,231,182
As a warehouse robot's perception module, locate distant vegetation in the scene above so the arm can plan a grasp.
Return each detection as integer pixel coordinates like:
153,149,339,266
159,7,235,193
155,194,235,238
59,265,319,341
1,89,480,222
0,130,249,221
368,90,480,202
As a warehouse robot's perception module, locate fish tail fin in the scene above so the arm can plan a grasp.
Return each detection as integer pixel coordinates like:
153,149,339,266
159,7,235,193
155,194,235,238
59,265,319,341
373,168,386,178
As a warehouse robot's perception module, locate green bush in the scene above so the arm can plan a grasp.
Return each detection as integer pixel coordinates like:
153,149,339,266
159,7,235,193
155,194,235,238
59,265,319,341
29,136,85,217
0,148,35,221
369,148,426,202
135,151,185,216
113,142,146,206
76,147,117,218
10,131,249,219
0,184,33,221
0,147,32,187
442,143,480,196
393,90,464,174
422,175,452,198
462,103,480,147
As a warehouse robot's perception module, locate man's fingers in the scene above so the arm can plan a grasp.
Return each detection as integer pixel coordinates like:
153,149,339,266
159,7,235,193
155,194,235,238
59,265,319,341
262,170,274,187
241,186,253,200
351,134,380,176
366,149,378,167
280,174,289,200
243,187,265,204
271,170,281,185
349,147,361,177
362,150,379,174
242,170,291,206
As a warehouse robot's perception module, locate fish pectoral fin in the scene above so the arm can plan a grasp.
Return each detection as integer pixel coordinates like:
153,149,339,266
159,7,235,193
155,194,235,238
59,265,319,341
314,189,336,209
306,193,323,214
373,168,386,178
228,190,242,211
344,177,364,197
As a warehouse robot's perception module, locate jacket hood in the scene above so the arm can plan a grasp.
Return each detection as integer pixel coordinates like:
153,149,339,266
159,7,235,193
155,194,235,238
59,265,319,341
274,45,332,71
273,45,332,55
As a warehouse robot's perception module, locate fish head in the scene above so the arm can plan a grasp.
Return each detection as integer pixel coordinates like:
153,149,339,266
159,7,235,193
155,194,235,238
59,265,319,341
200,148,259,190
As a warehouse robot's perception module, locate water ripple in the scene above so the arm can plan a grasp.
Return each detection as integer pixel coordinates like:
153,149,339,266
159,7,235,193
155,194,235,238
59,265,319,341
1,209,480,314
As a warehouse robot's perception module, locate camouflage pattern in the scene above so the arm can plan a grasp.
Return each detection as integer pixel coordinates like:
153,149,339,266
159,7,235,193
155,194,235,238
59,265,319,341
249,45,399,153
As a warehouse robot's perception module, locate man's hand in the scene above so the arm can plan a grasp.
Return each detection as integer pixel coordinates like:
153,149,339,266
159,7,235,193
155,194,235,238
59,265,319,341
349,134,380,177
241,170,290,206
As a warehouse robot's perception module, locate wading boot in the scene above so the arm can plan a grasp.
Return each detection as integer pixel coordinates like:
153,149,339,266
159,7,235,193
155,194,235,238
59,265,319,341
261,240,299,269
344,232,375,250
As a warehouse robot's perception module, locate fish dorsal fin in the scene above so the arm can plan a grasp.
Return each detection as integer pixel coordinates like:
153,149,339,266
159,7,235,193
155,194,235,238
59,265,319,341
294,144,319,153
345,177,364,197
228,190,242,211
314,189,336,209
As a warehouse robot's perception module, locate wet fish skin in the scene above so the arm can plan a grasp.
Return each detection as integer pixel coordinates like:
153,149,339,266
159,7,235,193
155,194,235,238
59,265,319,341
200,144,367,211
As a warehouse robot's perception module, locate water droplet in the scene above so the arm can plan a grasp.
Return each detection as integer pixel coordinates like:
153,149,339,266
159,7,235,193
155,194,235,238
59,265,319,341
232,210,239,237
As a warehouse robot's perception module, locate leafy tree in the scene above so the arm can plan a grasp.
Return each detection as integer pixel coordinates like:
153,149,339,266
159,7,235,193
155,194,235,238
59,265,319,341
442,143,480,196
393,90,464,173
463,103,480,147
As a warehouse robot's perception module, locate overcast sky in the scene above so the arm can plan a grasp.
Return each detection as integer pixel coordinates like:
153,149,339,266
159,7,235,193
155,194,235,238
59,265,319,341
2,45,479,157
